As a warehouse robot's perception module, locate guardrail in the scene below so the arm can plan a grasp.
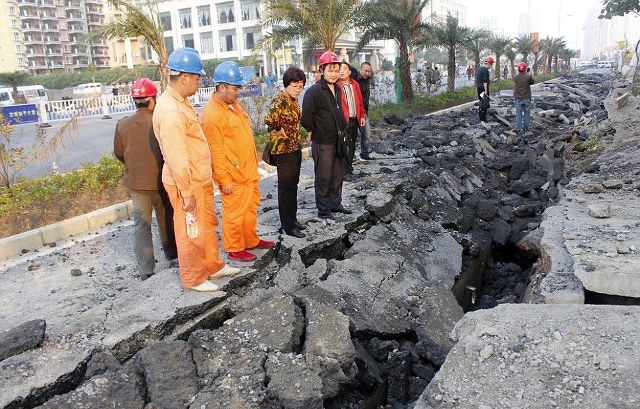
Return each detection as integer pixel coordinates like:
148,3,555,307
8,84,268,126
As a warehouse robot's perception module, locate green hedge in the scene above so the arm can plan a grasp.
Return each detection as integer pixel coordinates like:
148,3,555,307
0,155,124,214
369,74,558,121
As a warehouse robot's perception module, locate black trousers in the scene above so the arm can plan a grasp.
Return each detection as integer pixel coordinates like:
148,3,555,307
311,141,344,215
273,150,302,231
344,119,359,175
477,89,487,121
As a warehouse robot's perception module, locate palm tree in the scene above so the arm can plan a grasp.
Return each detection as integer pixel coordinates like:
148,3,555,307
260,0,361,52
514,34,534,65
504,45,516,78
87,0,168,90
558,47,575,72
553,38,567,73
488,34,511,79
539,36,554,74
463,28,490,72
0,71,31,102
356,0,431,101
423,14,469,92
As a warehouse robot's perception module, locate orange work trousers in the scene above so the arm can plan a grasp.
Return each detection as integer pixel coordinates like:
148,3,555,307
220,180,260,252
164,182,224,288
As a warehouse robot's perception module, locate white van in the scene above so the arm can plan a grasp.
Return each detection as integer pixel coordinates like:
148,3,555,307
597,61,614,69
72,82,104,99
0,85,47,106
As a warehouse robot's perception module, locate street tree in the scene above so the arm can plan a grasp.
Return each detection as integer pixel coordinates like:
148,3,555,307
87,0,168,90
463,28,491,72
504,45,517,78
260,0,360,52
514,34,535,65
0,71,31,103
422,14,469,92
356,0,431,101
488,34,512,79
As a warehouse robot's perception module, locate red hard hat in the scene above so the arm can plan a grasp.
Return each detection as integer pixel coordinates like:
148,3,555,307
518,62,528,72
318,51,340,68
484,57,495,65
131,78,157,98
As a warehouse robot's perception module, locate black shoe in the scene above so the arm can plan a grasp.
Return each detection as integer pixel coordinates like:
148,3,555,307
343,173,356,182
331,205,353,214
295,220,307,230
318,212,335,220
285,227,306,238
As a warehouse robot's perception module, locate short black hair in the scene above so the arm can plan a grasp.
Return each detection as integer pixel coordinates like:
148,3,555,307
134,97,153,109
361,62,372,68
283,67,306,87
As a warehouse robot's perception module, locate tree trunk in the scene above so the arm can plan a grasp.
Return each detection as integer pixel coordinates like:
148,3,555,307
494,53,502,80
554,53,559,74
159,61,168,92
398,40,414,102
447,46,456,92
474,52,481,73
633,38,640,90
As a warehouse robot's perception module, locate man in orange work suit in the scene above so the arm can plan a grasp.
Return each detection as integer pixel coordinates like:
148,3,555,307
202,61,275,262
153,48,240,291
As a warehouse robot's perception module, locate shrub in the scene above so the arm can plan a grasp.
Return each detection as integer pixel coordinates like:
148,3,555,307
0,155,124,214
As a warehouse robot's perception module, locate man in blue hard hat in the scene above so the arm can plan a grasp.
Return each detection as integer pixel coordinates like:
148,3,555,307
202,61,275,263
153,48,240,292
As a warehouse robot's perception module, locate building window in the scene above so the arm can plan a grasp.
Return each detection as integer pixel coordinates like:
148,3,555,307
241,1,259,21
197,5,210,27
217,2,234,24
13,32,20,41
164,37,174,55
12,19,18,28
200,32,213,54
159,12,172,31
8,5,15,15
15,45,22,53
182,34,194,49
179,8,191,29
243,27,261,50
219,29,236,52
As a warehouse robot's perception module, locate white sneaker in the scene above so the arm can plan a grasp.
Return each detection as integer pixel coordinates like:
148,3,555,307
187,281,219,292
209,264,241,280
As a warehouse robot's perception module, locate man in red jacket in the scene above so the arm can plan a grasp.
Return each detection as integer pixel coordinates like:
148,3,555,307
338,61,366,182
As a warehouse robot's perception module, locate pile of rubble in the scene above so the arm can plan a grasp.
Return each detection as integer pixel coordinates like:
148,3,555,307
1,73,636,409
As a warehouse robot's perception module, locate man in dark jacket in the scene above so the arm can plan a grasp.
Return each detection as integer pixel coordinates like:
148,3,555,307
301,51,351,219
476,57,494,122
356,62,373,160
114,78,177,279
513,62,535,133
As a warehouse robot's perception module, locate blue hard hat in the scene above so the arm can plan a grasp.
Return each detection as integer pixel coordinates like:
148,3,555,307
167,47,206,76
213,61,247,86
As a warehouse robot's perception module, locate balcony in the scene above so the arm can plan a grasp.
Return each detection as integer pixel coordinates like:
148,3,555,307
42,24,60,33
64,0,80,8
94,60,110,68
40,12,58,20
87,18,103,26
22,24,41,33
84,0,98,3
23,37,43,45
27,50,47,57
69,49,88,56
86,7,100,15
47,49,63,56
67,25,84,33
44,36,61,44
39,0,56,8
91,41,108,48
66,14,84,22
20,10,40,18
17,0,37,6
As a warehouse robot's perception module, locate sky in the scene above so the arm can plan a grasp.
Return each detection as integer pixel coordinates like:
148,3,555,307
465,0,605,51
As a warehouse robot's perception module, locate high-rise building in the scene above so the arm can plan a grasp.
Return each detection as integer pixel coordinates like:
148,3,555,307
0,0,27,72
0,0,107,75
423,0,467,26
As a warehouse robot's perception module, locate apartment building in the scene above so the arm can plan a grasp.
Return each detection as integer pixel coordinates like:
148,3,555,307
1,0,107,75
156,0,267,66
1,0,27,72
